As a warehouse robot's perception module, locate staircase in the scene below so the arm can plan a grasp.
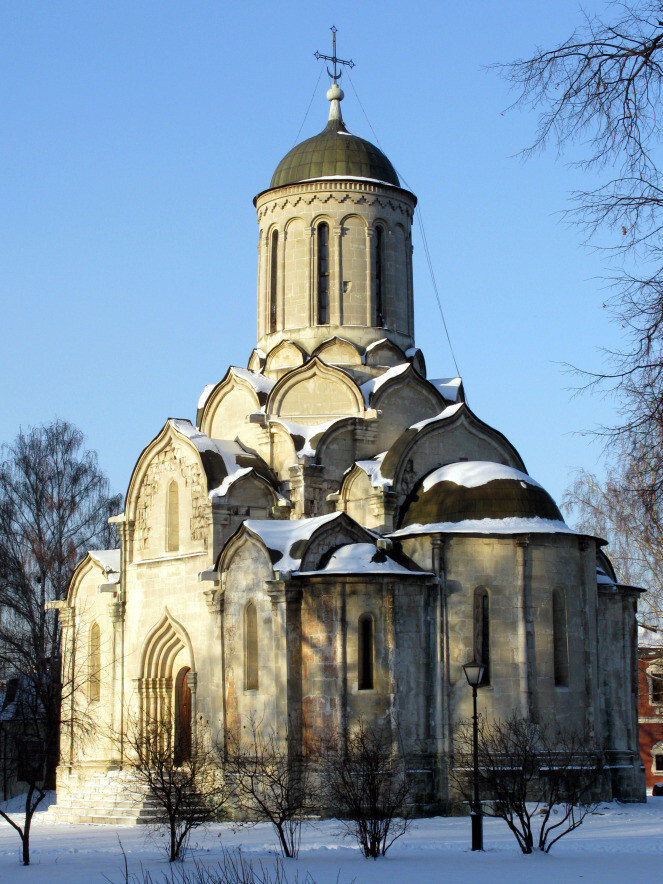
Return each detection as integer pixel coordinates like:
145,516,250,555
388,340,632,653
47,770,162,825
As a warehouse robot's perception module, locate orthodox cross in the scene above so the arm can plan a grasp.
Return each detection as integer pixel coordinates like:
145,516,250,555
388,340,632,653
314,25,354,84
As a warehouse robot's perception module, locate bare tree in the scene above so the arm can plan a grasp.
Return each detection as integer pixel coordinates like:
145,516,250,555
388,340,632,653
0,419,120,864
499,2,663,635
451,714,601,854
224,718,314,859
122,715,229,862
322,721,411,859
563,434,663,625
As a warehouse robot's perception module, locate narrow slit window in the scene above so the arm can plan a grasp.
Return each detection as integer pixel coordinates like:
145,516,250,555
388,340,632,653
317,223,329,324
166,480,179,553
375,226,385,326
269,229,278,333
89,622,100,702
473,588,490,686
245,602,259,691
358,614,374,690
553,588,569,687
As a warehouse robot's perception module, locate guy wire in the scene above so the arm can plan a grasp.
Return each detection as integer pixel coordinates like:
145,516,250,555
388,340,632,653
346,72,462,380
293,63,325,147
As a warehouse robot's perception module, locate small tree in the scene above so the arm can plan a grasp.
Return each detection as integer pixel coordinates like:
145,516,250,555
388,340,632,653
322,721,411,859
451,713,601,854
123,715,228,862
224,718,314,859
0,419,120,864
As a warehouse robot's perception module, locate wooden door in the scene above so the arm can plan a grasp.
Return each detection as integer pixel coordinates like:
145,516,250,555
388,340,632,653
174,667,191,765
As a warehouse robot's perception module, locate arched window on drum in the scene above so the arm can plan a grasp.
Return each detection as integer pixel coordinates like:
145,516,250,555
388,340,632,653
317,222,330,325
269,229,278,333
375,225,386,327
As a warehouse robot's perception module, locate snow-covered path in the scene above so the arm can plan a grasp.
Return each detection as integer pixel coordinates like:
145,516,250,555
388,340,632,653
0,799,661,883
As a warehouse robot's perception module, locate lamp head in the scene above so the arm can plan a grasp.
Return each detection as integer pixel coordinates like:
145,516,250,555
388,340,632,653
462,660,486,687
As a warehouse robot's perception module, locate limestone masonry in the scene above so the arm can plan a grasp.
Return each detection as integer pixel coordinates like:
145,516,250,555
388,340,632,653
50,74,645,823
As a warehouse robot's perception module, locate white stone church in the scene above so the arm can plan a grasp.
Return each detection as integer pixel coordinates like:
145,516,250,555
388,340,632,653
50,68,645,821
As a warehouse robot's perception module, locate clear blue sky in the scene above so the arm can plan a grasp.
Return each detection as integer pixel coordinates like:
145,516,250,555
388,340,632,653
0,0,622,508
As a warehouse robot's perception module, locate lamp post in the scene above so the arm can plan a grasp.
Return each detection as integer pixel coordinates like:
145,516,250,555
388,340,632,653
462,660,485,851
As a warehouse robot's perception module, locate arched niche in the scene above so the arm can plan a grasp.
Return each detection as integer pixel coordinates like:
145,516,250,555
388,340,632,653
264,340,307,374
125,422,210,562
298,513,375,572
406,348,427,376
392,224,409,334
223,470,278,517
339,464,377,527
364,338,406,368
267,421,298,477
217,530,275,586
314,418,358,477
199,370,263,447
247,349,266,371
312,336,363,367
339,214,368,327
370,368,445,452
381,405,526,494
266,357,364,426
283,217,308,331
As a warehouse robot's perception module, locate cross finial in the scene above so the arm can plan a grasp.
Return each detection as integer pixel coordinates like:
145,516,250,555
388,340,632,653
314,25,354,85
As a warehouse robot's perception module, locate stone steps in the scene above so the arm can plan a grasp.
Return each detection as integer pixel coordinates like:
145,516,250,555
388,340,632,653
47,771,162,826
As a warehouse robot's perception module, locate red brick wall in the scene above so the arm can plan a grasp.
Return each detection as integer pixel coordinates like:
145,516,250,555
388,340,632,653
638,651,663,789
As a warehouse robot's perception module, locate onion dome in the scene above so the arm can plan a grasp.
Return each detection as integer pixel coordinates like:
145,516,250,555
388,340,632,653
270,82,400,189
399,461,565,529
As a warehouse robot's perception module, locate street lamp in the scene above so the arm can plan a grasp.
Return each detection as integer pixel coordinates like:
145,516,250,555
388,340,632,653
462,659,485,851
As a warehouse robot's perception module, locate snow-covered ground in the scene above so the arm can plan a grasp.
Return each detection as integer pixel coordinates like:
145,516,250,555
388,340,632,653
0,797,661,882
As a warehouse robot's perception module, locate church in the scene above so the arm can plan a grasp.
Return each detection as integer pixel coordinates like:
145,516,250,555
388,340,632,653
49,54,645,822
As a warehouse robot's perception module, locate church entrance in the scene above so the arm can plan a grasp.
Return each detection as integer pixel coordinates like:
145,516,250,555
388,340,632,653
174,666,191,766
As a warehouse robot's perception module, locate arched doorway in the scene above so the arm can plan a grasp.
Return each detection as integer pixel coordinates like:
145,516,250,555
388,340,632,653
174,666,191,766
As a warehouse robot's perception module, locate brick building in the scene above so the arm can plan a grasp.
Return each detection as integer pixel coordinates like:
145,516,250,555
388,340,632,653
638,628,663,790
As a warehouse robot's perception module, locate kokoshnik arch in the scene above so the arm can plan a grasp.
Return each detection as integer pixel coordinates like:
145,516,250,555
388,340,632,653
49,46,645,821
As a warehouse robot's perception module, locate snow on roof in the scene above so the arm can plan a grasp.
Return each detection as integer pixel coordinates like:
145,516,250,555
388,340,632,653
363,338,400,362
360,363,410,404
230,367,275,396
243,513,343,572
197,369,274,413
170,420,271,498
271,417,350,457
429,377,462,403
420,461,543,493
597,566,616,587
88,549,121,581
390,516,576,539
409,402,463,431
299,175,400,187
353,452,390,489
197,384,216,411
298,542,430,576
209,467,254,499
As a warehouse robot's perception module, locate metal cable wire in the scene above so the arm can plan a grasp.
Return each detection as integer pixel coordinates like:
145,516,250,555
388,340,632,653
346,72,462,380
293,63,325,147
